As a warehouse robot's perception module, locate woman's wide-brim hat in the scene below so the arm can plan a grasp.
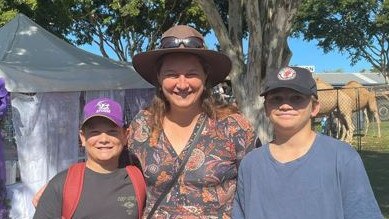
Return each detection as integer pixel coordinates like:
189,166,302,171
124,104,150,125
132,25,232,87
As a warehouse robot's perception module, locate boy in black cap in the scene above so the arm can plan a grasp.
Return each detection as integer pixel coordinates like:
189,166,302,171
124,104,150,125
232,67,382,219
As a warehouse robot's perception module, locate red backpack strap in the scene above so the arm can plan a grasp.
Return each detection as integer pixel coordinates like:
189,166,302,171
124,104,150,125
62,162,85,219
126,165,146,219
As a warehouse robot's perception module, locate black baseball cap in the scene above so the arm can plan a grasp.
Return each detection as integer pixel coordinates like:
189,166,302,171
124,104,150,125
260,66,317,97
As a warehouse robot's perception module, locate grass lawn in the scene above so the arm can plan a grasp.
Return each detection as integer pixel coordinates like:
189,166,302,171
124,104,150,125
357,120,389,218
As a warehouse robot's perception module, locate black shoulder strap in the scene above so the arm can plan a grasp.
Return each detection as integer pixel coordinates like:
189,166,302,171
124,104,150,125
146,117,206,219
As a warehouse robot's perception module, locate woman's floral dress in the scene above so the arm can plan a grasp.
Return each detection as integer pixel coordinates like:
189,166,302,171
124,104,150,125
128,110,256,218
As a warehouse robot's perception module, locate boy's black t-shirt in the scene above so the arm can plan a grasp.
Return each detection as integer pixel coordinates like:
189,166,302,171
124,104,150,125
33,167,139,219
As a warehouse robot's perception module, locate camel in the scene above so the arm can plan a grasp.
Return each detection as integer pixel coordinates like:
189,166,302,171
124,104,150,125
341,81,381,138
315,78,355,142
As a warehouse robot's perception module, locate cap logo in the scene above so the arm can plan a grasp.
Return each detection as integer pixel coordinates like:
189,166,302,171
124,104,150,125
277,67,296,80
95,100,111,113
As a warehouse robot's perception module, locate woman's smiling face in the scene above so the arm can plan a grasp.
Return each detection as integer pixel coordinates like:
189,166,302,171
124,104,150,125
158,53,207,112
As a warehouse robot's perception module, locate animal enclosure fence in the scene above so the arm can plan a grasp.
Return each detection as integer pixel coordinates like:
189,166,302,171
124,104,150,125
314,83,388,150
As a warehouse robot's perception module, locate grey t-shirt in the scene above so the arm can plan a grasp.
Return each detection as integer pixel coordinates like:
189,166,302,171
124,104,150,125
34,167,139,219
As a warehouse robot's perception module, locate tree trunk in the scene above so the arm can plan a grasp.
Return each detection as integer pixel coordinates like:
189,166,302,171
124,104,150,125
197,0,303,143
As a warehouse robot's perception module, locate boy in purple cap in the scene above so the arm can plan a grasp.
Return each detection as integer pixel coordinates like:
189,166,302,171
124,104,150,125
34,98,145,219
232,67,382,219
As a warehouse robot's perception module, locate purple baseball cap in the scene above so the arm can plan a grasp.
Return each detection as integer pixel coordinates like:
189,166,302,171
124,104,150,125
81,97,124,127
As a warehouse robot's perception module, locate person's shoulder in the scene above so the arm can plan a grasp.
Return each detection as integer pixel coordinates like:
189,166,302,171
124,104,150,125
117,167,132,178
246,146,266,158
316,133,353,149
240,145,267,165
49,168,69,185
42,168,69,198
132,109,152,120
128,110,152,143
219,112,254,131
128,109,152,129
121,166,144,181
33,170,69,218
315,133,359,158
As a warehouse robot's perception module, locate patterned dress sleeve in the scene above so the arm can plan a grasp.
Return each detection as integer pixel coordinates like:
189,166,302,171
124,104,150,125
224,113,256,167
127,110,152,170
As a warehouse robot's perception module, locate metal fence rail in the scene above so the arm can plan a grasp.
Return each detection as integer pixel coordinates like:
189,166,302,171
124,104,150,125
314,84,389,150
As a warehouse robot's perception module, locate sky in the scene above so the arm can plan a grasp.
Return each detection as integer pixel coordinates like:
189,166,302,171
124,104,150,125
80,34,372,74
287,38,372,73
203,34,372,73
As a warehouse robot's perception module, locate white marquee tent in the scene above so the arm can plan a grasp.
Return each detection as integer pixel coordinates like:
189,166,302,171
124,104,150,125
0,14,152,92
0,14,153,218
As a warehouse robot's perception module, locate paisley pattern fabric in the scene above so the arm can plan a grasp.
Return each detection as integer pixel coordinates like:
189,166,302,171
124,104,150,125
128,110,256,218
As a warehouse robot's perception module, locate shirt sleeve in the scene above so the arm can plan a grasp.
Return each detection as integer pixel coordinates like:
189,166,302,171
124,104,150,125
33,171,67,219
127,110,151,150
227,113,256,167
340,150,383,219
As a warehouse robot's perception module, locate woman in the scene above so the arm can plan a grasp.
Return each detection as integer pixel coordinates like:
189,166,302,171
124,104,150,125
128,25,257,218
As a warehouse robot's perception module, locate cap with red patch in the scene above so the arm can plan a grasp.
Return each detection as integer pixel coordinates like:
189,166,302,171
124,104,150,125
260,66,317,97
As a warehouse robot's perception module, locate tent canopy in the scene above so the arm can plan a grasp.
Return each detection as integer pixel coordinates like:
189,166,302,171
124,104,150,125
0,14,153,93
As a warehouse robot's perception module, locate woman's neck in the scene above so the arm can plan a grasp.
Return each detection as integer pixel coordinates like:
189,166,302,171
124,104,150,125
166,106,203,126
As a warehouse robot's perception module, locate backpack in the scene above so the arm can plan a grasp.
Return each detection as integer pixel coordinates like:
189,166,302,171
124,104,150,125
61,162,146,219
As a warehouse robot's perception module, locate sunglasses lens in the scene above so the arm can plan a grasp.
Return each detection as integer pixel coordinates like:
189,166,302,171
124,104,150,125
160,37,204,49
184,37,203,48
160,37,180,48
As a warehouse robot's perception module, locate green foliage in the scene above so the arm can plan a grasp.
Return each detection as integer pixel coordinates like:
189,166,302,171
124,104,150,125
0,0,209,61
293,0,389,83
0,1,242,62
0,0,76,41
0,0,35,25
112,0,142,17
0,10,18,26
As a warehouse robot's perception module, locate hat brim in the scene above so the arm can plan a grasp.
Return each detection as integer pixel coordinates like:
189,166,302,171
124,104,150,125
81,114,123,128
132,48,231,87
260,83,314,97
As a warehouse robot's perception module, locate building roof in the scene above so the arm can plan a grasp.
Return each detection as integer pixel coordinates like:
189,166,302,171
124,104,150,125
312,72,386,87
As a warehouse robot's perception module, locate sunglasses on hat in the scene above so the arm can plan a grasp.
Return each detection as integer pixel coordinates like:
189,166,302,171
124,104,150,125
160,36,204,49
